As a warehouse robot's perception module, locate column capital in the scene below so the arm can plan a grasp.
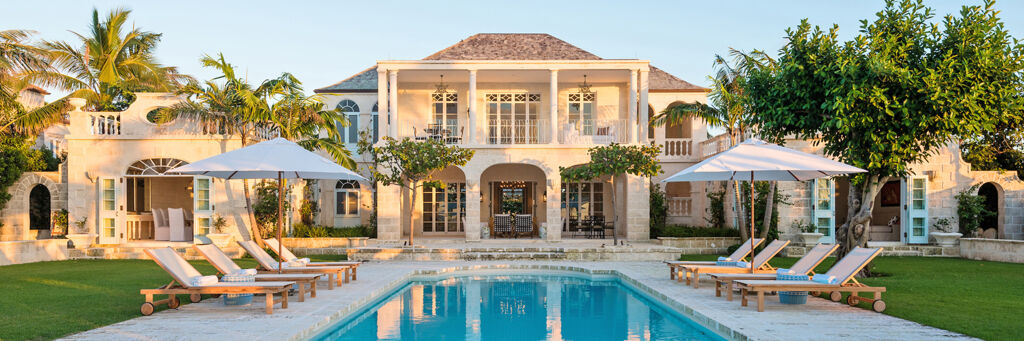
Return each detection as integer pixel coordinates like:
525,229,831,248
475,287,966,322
376,68,387,75
549,69,559,73
467,69,478,74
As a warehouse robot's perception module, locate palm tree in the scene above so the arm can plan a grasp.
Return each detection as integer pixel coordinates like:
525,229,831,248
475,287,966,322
0,29,72,137
43,7,190,111
650,48,775,239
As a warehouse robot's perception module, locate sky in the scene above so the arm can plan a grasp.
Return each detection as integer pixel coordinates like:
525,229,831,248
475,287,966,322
3,0,1023,99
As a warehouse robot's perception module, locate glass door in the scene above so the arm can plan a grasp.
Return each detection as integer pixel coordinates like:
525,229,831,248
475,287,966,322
902,176,929,244
423,183,466,233
97,177,121,244
811,178,836,243
193,176,214,242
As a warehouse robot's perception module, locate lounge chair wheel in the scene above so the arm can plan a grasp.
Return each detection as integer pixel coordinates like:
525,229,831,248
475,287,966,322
140,302,155,316
810,291,820,296
873,300,887,312
846,295,859,306
829,291,842,302
167,295,181,309
189,293,202,303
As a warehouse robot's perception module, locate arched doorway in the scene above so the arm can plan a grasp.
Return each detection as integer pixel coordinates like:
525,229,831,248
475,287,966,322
123,158,196,242
480,164,546,238
978,182,1001,238
29,185,51,237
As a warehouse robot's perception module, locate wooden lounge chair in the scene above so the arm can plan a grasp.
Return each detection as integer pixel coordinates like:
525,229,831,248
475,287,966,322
734,247,887,312
664,238,764,280
710,243,839,301
264,238,360,281
139,247,293,315
193,244,324,302
678,239,790,288
237,240,348,289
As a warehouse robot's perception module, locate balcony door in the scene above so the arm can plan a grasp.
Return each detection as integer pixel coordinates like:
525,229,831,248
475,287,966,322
486,93,541,144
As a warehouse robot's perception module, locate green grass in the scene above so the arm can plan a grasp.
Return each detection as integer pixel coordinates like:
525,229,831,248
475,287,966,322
0,254,347,341
680,254,1024,341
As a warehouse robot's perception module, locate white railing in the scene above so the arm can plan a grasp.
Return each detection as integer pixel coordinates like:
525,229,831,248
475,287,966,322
661,138,693,159
89,114,121,135
487,119,550,144
399,119,467,144
667,197,692,217
559,119,627,145
700,134,733,159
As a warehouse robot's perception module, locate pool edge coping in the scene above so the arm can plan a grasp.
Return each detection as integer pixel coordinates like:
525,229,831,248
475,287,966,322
289,264,749,341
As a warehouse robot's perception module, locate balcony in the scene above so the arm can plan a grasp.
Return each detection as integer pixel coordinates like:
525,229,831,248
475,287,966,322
558,119,627,145
659,138,694,160
399,119,468,144
487,119,551,145
667,197,692,217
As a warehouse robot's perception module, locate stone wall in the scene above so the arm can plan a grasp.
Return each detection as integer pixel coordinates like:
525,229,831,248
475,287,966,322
282,237,369,249
0,239,68,266
656,237,740,254
0,171,67,241
960,238,1024,263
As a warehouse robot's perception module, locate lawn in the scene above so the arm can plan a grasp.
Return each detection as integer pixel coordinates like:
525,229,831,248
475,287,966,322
680,254,1024,341
0,254,347,341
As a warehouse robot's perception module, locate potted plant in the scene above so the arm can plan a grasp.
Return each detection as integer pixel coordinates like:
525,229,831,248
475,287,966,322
794,220,823,246
205,214,233,247
931,217,962,247
51,209,69,237
65,216,95,248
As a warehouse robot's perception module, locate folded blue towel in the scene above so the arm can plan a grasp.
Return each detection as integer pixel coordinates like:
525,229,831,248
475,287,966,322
811,275,837,284
717,257,732,262
776,268,794,275
715,261,734,266
734,261,750,269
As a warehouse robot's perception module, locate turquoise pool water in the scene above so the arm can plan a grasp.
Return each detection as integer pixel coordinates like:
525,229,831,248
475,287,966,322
312,274,724,341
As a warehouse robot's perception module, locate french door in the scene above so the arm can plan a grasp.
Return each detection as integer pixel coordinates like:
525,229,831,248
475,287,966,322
486,93,540,144
97,177,122,244
423,183,466,234
811,178,836,243
193,176,214,241
902,176,929,244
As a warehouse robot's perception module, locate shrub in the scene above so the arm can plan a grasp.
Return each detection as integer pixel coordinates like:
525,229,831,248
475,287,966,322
292,222,374,238
649,183,668,237
726,243,741,255
652,225,740,238
252,180,291,238
705,187,726,228
955,185,995,235
299,199,318,225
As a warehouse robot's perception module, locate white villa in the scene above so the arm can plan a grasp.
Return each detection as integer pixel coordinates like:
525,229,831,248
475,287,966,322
2,33,1022,252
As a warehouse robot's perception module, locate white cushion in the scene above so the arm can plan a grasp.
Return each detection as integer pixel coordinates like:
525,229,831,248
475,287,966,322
190,275,218,287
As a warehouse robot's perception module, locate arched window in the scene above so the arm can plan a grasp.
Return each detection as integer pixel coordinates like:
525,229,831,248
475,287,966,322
29,185,51,230
335,180,360,216
126,158,188,175
336,100,360,144
370,102,379,142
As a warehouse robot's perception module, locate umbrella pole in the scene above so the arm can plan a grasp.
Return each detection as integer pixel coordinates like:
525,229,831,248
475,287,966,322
750,173,755,274
277,172,284,274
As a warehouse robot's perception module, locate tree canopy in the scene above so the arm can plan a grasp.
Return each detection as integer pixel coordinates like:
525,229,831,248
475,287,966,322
559,143,662,182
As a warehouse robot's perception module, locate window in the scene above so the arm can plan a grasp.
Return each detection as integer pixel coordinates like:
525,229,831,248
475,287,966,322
335,180,360,216
423,182,466,233
194,178,211,211
370,102,379,143
560,182,604,220
336,99,360,144
486,93,541,144
101,179,116,211
432,93,458,133
568,93,595,135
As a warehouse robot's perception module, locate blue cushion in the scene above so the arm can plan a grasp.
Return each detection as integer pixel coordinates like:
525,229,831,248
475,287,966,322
811,275,838,284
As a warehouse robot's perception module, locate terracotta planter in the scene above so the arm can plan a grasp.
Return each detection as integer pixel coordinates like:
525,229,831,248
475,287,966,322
932,232,962,247
65,234,95,249
799,232,824,246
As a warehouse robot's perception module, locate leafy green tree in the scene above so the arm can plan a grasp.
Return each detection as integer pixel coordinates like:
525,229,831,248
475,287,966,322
43,8,191,111
745,0,1024,259
961,122,1024,178
358,136,474,246
0,30,72,136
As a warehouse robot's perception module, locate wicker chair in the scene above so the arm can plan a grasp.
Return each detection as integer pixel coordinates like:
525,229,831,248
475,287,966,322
514,214,533,238
493,214,512,238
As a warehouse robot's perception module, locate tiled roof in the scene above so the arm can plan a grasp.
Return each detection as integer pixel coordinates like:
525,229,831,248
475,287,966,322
315,33,704,93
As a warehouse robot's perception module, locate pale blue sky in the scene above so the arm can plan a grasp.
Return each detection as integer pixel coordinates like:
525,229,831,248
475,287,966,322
3,0,1022,97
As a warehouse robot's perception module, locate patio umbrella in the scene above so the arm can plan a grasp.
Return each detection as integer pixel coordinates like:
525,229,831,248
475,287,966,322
663,138,865,273
169,137,366,272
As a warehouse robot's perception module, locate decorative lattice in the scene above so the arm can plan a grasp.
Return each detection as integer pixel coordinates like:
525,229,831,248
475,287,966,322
336,99,359,113
126,158,189,175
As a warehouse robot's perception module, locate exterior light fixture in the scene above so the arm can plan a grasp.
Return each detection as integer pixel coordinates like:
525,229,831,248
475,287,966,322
434,74,449,94
577,75,593,94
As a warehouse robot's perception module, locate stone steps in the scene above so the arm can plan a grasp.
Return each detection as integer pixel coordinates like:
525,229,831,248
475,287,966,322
340,246,681,262
462,252,566,260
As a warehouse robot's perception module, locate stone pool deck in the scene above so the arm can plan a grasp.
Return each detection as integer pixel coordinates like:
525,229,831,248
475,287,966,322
63,261,974,341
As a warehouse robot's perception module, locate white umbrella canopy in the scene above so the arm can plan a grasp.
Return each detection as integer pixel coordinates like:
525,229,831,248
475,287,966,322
168,137,366,272
663,139,865,182
168,137,366,180
663,138,866,273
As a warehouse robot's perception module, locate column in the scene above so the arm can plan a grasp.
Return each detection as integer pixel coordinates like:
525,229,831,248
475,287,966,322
628,69,638,144
377,184,402,241
638,70,649,142
388,70,399,138
549,70,559,144
625,174,650,241
377,68,388,139
465,178,481,241
468,69,478,144
546,176,562,241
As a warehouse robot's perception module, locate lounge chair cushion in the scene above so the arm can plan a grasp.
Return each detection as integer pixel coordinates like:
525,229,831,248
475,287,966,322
777,268,795,275
191,275,219,286
297,258,310,264
734,261,750,268
234,269,258,276
718,257,732,262
811,274,837,284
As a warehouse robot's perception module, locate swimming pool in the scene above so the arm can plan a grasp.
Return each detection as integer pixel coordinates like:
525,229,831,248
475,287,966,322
311,273,725,341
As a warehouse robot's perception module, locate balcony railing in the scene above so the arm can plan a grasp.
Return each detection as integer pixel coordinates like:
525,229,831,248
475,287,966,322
667,197,692,217
699,134,733,159
559,119,627,144
399,119,467,144
487,119,551,144
660,138,693,160
89,113,121,135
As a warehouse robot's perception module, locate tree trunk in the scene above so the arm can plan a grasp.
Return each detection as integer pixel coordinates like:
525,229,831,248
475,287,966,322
836,174,889,277
239,133,264,247
734,180,748,240
759,181,777,239
408,181,417,246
